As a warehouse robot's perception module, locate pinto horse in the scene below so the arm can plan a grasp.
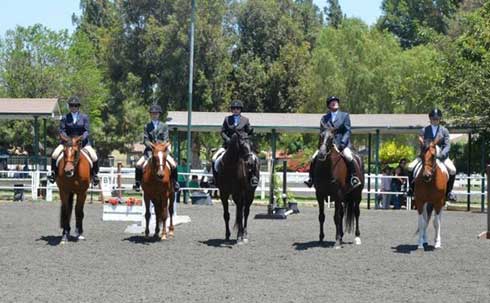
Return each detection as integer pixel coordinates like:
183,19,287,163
56,135,91,244
313,128,364,248
141,142,175,240
214,132,258,244
414,137,448,249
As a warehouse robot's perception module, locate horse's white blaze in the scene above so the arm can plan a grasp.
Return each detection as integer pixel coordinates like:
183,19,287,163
434,211,442,248
158,151,164,169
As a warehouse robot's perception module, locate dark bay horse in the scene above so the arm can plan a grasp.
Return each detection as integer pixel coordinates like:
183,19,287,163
56,135,91,244
414,137,447,249
141,142,175,240
214,132,258,244
313,128,364,248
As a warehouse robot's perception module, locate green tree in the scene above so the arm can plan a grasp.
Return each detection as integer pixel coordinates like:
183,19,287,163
325,0,343,28
378,0,463,48
0,25,108,155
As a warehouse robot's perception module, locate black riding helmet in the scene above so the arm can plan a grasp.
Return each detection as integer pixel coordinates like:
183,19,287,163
149,104,163,113
68,96,81,106
230,100,244,109
429,108,442,119
326,96,340,106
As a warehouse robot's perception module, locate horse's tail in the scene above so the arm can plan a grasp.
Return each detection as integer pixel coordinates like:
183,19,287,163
344,198,355,234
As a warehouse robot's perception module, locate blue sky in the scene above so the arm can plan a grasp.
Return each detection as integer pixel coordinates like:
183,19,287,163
0,0,383,37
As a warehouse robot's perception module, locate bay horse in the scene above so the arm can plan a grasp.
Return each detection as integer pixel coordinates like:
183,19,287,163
56,135,91,244
214,132,258,244
414,137,448,249
313,128,364,248
141,142,175,240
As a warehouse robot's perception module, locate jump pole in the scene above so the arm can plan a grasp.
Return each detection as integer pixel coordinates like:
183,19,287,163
478,164,490,239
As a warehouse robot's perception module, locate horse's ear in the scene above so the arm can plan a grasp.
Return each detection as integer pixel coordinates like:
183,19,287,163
150,142,155,149
60,134,69,142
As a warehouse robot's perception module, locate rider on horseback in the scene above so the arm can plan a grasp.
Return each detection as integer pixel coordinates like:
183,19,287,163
212,100,260,187
133,104,179,192
304,96,361,189
408,108,456,201
48,96,100,186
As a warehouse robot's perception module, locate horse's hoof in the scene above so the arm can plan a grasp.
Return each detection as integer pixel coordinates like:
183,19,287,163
242,238,249,244
60,235,69,245
418,244,424,250
354,237,361,245
237,238,245,245
161,234,167,241
334,244,342,250
76,234,85,241
434,243,441,249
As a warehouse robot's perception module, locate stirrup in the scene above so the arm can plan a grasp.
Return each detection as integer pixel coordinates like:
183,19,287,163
250,176,259,187
48,172,56,183
92,175,100,186
304,179,313,188
350,176,361,188
446,192,456,202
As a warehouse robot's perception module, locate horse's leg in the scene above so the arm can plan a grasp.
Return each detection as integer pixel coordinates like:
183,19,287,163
168,192,175,239
144,195,151,238
235,194,245,244
160,195,168,241
59,190,70,244
74,191,87,240
334,199,343,248
242,192,253,244
354,200,361,245
316,192,325,243
434,208,442,249
418,203,428,249
221,192,231,241
153,199,162,239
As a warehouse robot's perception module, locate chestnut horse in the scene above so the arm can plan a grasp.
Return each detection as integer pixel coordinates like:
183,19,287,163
414,137,448,249
214,132,258,244
141,142,175,240
313,128,364,248
56,135,91,244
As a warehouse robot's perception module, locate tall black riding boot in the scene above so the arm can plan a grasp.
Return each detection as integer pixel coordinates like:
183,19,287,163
171,167,180,192
133,167,143,192
347,160,361,188
446,174,456,201
304,157,316,188
48,158,57,183
92,160,100,186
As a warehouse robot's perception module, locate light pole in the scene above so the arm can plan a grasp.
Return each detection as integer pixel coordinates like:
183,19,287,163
187,0,196,175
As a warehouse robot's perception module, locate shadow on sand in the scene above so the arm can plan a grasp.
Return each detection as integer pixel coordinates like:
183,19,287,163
199,238,237,248
292,240,336,251
392,243,435,254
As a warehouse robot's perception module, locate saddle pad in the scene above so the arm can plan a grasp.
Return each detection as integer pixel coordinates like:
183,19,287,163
56,151,93,168
413,160,448,179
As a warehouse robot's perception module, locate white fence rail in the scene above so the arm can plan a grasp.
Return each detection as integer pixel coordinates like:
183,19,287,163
0,168,487,209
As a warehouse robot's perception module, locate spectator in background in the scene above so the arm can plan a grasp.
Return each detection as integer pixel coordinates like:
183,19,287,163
381,166,393,209
391,161,406,209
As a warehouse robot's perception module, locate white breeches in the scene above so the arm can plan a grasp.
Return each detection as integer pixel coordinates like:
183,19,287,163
52,144,98,162
408,157,456,175
212,148,226,172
